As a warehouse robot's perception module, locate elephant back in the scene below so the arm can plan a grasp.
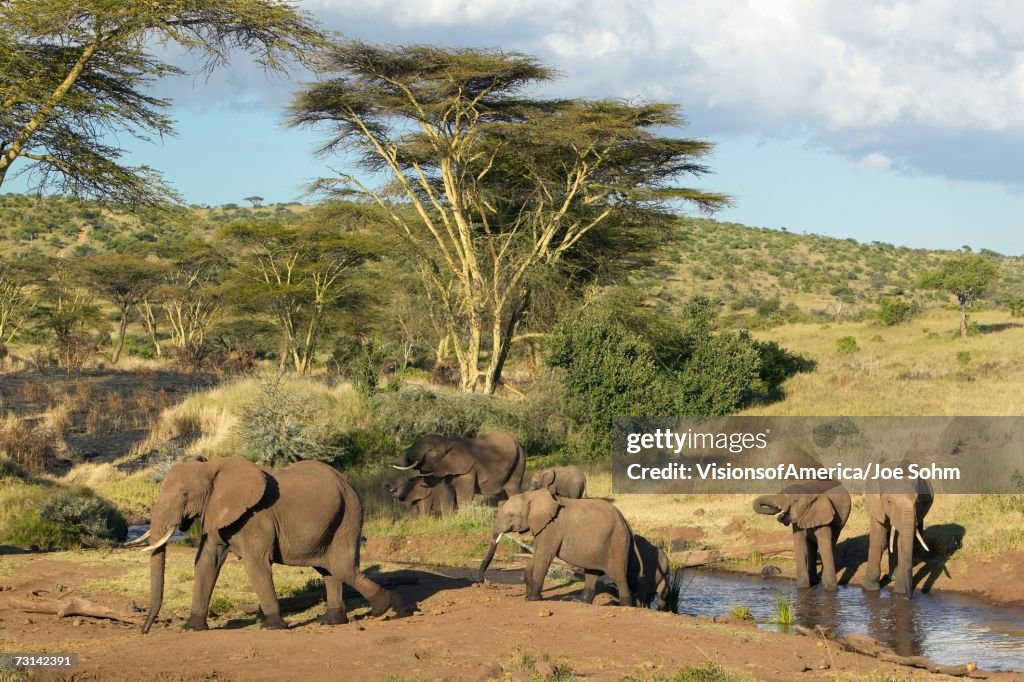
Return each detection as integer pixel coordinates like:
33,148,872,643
470,431,526,495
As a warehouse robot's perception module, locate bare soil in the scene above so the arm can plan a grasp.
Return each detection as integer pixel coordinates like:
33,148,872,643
1,547,1020,681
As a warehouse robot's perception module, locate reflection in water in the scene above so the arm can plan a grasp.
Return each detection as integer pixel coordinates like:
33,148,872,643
675,570,1024,672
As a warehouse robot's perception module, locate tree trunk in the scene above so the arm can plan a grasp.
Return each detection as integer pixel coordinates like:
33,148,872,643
112,310,129,364
483,292,530,395
959,299,968,338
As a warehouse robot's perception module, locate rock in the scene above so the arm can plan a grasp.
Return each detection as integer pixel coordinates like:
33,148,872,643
535,660,556,678
761,565,782,576
538,608,552,617
72,617,84,627
693,508,705,516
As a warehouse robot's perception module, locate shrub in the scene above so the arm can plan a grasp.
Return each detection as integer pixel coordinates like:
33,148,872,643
55,331,96,372
956,350,971,366
836,336,859,354
0,419,58,475
878,298,915,326
677,332,760,416
238,380,347,468
0,484,126,550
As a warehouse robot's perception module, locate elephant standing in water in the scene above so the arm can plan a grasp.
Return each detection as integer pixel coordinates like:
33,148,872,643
863,461,934,597
393,431,525,508
128,457,402,633
528,465,586,499
384,476,455,516
753,480,851,590
477,489,635,606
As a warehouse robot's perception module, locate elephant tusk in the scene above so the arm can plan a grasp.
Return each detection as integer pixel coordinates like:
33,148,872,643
122,529,152,547
916,529,930,553
392,464,417,471
495,532,504,545
889,526,896,555
139,527,177,553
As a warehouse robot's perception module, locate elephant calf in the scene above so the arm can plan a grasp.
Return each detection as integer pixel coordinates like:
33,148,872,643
478,489,635,606
528,465,586,499
629,534,671,609
753,479,851,591
384,476,455,516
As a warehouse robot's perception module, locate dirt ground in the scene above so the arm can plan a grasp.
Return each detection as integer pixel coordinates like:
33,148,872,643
1,547,1021,682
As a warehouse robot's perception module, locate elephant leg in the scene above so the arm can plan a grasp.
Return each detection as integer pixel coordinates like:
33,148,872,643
806,531,820,586
241,555,287,629
184,537,228,631
340,567,393,616
609,562,634,607
451,474,476,509
318,572,348,625
577,570,600,604
525,544,557,601
815,526,838,591
863,520,887,591
792,528,811,589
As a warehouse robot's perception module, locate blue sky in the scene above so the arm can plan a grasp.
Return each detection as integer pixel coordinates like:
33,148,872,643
10,0,1024,254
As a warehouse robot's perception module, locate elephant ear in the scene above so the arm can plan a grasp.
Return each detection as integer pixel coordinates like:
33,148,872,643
796,495,836,529
541,469,557,489
527,490,563,535
424,443,475,477
404,480,432,504
203,458,267,533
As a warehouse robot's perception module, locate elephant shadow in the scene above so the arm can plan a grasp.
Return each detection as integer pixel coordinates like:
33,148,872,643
834,523,965,593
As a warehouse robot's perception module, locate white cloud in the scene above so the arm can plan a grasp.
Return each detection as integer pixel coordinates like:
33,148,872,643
286,1,1024,185
860,152,893,172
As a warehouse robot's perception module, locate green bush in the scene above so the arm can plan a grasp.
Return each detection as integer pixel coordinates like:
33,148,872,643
878,298,915,326
122,335,156,359
0,483,127,550
238,380,348,468
836,336,859,354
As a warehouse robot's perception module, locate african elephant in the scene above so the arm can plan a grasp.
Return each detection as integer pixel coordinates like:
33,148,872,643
477,489,635,606
393,431,525,508
528,465,586,499
863,461,934,597
128,456,401,633
384,476,455,516
753,480,851,590
629,534,670,609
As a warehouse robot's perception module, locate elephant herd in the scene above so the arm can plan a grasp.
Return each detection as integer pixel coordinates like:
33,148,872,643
127,432,933,634
753,461,934,598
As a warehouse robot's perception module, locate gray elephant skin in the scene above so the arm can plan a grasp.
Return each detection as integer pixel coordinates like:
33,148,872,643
131,456,400,633
385,476,455,516
753,480,851,590
629,534,670,609
863,461,934,597
528,465,586,499
477,489,635,606
393,431,525,508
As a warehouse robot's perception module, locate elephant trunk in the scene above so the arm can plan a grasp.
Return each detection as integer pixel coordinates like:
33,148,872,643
477,532,503,582
896,510,916,598
752,495,781,515
143,544,166,633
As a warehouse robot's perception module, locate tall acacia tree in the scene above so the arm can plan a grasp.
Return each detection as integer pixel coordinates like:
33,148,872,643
0,0,324,208
290,43,730,393
918,254,1000,338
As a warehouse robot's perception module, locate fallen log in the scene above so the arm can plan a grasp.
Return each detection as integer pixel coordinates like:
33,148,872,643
796,626,983,678
9,596,140,625
669,540,792,568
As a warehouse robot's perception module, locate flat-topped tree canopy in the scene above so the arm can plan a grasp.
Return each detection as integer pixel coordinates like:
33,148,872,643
289,41,731,394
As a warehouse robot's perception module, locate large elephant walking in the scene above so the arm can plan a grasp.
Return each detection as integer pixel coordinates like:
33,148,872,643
863,461,934,597
393,431,525,508
129,457,401,633
477,489,635,606
752,480,851,591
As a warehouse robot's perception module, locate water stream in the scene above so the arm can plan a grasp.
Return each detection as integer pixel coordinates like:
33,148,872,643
675,569,1024,672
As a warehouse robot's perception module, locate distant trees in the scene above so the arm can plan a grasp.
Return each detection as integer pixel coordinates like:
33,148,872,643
0,258,36,345
220,212,379,374
290,43,729,393
917,255,1000,338
243,196,264,208
0,0,323,209
76,254,166,363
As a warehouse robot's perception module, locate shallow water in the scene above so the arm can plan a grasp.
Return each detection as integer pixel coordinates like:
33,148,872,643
127,524,186,543
675,569,1024,672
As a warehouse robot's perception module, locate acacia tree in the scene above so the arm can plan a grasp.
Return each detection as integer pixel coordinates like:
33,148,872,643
0,257,37,345
220,217,377,374
918,254,1000,338
290,43,729,393
77,253,167,363
0,0,324,208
